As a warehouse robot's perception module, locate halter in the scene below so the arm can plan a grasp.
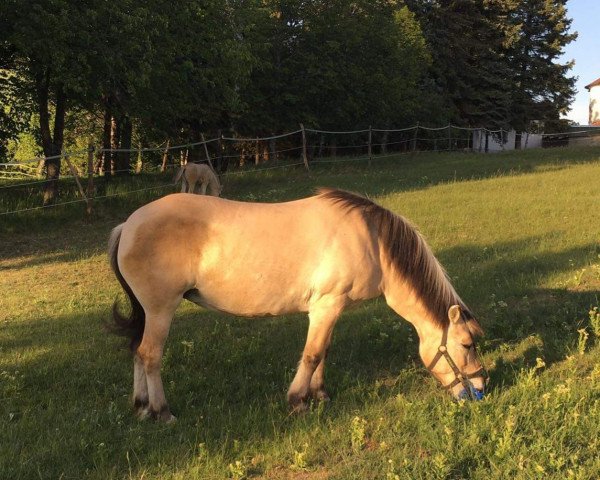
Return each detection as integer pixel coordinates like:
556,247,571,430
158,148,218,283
426,319,488,400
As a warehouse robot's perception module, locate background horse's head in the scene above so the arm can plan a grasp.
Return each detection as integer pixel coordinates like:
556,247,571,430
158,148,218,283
419,305,486,400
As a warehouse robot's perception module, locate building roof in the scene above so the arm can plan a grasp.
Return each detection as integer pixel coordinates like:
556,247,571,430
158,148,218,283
585,77,600,90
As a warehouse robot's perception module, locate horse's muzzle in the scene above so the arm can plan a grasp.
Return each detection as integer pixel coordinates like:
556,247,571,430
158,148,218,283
457,386,485,401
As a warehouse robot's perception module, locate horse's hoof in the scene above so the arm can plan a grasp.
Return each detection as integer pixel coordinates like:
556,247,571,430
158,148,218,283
137,405,175,423
150,406,176,423
133,397,149,415
290,401,309,413
159,410,177,424
137,407,151,421
312,389,330,402
287,393,309,413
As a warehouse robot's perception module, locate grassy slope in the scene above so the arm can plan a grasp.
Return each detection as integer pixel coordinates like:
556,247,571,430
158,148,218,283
1,147,599,479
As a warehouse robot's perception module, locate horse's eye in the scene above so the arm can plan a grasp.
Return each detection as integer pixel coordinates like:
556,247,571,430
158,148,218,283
461,343,473,350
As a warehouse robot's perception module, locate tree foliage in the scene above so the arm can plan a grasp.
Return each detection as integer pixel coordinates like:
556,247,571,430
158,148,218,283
0,0,578,197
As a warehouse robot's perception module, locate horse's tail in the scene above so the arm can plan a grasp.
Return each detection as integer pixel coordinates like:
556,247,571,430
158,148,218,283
108,224,145,352
173,165,186,186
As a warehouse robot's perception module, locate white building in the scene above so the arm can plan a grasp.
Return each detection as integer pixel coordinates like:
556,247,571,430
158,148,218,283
585,77,600,126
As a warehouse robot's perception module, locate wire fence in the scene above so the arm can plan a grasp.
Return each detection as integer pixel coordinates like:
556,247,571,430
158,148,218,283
2,122,599,217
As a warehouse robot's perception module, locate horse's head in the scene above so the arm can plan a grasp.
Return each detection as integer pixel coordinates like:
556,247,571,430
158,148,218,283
419,305,487,400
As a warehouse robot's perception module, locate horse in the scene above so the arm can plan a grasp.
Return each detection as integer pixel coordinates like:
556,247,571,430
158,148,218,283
173,163,222,196
108,188,487,422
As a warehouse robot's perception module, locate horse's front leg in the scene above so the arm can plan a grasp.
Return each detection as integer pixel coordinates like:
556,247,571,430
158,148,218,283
287,298,343,412
309,331,333,402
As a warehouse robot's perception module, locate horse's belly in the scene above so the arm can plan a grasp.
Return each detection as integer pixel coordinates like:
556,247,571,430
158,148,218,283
184,282,308,317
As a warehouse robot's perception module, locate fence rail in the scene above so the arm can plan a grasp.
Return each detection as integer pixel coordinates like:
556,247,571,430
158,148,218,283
2,122,599,217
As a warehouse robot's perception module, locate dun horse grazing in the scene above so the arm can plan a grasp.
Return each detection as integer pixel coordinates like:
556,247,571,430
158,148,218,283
174,163,221,196
109,189,487,422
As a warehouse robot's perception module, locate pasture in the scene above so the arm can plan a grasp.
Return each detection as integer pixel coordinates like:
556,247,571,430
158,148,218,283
1,147,600,479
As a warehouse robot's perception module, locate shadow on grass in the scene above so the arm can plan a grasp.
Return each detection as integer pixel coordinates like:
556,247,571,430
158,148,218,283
1,227,599,477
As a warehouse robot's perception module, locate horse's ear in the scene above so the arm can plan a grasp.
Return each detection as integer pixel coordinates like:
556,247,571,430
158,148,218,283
448,305,462,324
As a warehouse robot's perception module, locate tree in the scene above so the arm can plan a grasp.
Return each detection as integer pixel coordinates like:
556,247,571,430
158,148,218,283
241,0,436,134
504,0,576,131
0,43,34,159
1,0,97,203
408,0,514,129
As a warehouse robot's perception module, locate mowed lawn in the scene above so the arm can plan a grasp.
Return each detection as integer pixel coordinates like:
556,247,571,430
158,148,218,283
1,147,599,479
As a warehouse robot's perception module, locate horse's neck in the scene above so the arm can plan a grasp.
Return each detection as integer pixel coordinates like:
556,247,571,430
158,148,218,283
382,268,441,339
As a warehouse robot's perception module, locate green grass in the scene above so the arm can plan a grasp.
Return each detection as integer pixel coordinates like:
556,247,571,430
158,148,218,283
1,147,600,479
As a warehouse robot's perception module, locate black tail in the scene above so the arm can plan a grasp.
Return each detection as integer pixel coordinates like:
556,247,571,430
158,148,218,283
108,224,145,352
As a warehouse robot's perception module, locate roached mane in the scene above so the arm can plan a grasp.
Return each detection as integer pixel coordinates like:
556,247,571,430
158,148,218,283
318,188,479,329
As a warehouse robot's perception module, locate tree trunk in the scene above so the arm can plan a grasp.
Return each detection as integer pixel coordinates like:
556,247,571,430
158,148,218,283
116,115,132,175
110,114,119,174
35,69,66,205
269,137,277,163
329,137,337,157
380,130,388,154
318,134,325,158
102,101,112,179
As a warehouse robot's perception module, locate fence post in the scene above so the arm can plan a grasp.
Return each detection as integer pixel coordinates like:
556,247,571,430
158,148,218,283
87,145,95,214
161,140,170,172
64,150,89,214
300,123,309,171
200,133,215,170
448,123,452,152
218,131,228,173
412,122,419,152
368,125,372,167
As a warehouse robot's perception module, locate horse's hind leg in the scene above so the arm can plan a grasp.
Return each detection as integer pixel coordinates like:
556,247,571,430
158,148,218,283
133,353,148,412
287,297,344,411
136,307,177,422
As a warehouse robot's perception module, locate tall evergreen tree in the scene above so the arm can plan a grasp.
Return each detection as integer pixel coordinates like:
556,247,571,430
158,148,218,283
409,0,513,129
504,0,576,131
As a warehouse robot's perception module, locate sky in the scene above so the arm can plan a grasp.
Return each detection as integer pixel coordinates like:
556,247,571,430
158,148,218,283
562,0,600,125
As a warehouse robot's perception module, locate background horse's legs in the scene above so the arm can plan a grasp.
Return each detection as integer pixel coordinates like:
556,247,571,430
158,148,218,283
309,329,334,401
287,297,344,411
199,182,208,195
136,308,177,422
133,353,148,412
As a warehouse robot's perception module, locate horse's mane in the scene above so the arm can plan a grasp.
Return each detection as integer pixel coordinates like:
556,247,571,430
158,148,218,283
318,188,478,329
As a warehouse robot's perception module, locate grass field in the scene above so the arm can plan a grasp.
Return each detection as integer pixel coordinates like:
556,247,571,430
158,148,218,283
1,147,600,479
